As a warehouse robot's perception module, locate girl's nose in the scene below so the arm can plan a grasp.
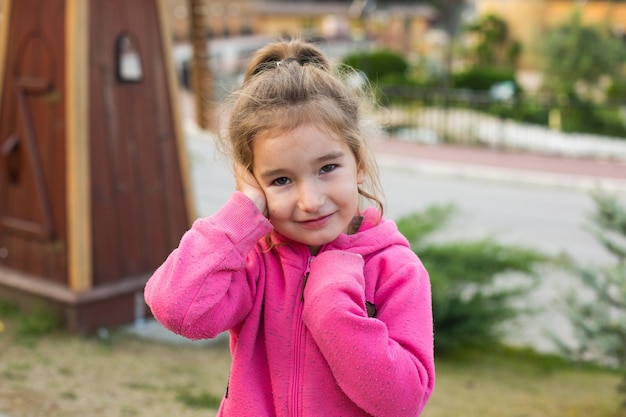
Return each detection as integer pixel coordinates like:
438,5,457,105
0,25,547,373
297,181,324,213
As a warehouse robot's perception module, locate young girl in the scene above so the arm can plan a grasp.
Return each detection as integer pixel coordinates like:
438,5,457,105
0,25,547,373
144,39,435,416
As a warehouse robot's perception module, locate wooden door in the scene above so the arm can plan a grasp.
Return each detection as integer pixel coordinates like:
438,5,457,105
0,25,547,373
88,0,190,286
0,0,68,284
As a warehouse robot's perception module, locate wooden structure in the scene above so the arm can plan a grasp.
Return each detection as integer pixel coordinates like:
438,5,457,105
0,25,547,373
0,0,194,331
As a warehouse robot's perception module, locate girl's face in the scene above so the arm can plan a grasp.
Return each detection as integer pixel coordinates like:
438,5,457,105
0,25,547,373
252,123,365,254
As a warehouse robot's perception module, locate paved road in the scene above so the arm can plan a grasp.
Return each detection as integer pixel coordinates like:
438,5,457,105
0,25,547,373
182,122,626,354
379,160,621,265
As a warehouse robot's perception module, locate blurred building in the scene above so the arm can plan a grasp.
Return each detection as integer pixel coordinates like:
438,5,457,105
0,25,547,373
167,0,626,77
474,0,626,70
165,0,437,56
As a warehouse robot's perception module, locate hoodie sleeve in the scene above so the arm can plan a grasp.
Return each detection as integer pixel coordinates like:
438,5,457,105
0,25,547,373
302,249,435,417
144,192,273,340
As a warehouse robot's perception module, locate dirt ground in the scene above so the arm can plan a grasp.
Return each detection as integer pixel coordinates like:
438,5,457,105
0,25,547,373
0,325,232,417
1,318,623,417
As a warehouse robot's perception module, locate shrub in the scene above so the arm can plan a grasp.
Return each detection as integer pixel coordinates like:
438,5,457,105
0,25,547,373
396,205,551,354
606,80,626,102
452,66,519,92
342,49,409,84
559,102,626,137
558,190,626,407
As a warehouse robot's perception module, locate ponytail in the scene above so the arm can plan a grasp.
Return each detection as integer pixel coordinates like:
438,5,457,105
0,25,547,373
244,40,330,82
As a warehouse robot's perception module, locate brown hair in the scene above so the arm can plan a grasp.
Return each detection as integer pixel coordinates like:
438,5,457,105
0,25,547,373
218,38,384,214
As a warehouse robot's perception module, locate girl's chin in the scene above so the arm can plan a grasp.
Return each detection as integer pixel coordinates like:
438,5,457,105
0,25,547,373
275,225,345,249
282,234,337,249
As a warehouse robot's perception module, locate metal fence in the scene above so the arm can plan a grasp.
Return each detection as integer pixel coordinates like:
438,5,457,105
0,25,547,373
378,87,626,161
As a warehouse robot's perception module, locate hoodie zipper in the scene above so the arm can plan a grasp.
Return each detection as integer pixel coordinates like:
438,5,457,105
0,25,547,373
301,256,312,302
290,256,313,417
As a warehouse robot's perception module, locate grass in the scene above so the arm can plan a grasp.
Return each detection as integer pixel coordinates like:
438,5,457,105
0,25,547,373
0,304,623,417
426,347,624,417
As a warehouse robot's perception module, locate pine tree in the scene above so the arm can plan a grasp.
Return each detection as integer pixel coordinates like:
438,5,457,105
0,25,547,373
562,190,626,407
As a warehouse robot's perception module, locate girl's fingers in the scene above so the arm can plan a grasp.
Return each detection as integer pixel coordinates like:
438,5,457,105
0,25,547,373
234,163,268,216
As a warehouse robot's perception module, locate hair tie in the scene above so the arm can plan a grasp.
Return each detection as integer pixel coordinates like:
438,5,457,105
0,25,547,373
276,57,301,68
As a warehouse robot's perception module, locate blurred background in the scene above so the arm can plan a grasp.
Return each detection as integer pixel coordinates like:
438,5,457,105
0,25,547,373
1,1,626,416
169,0,626,147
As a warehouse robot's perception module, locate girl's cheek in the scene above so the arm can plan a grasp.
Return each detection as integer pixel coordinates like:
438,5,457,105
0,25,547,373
266,194,290,217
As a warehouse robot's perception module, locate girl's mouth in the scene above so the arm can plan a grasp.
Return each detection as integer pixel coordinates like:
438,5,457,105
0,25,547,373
298,213,333,229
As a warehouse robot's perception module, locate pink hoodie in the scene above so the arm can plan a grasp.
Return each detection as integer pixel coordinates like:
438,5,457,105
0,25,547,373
144,192,435,416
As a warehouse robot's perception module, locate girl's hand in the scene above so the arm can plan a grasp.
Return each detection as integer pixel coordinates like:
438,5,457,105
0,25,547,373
234,162,268,217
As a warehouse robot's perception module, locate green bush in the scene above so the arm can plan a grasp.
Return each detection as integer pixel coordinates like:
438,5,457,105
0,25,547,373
486,98,549,125
452,66,518,92
606,80,626,102
559,103,626,137
377,74,425,106
342,49,409,84
396,205,551,354
558,190,626,407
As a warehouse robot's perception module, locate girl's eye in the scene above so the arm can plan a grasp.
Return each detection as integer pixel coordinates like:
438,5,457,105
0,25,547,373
272,177,291,186
320,164,336,174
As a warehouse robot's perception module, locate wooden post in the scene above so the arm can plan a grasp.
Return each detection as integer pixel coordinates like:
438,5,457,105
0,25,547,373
0,0,11,104
157,0,196,226
188,0,213,130
66,0,92,292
